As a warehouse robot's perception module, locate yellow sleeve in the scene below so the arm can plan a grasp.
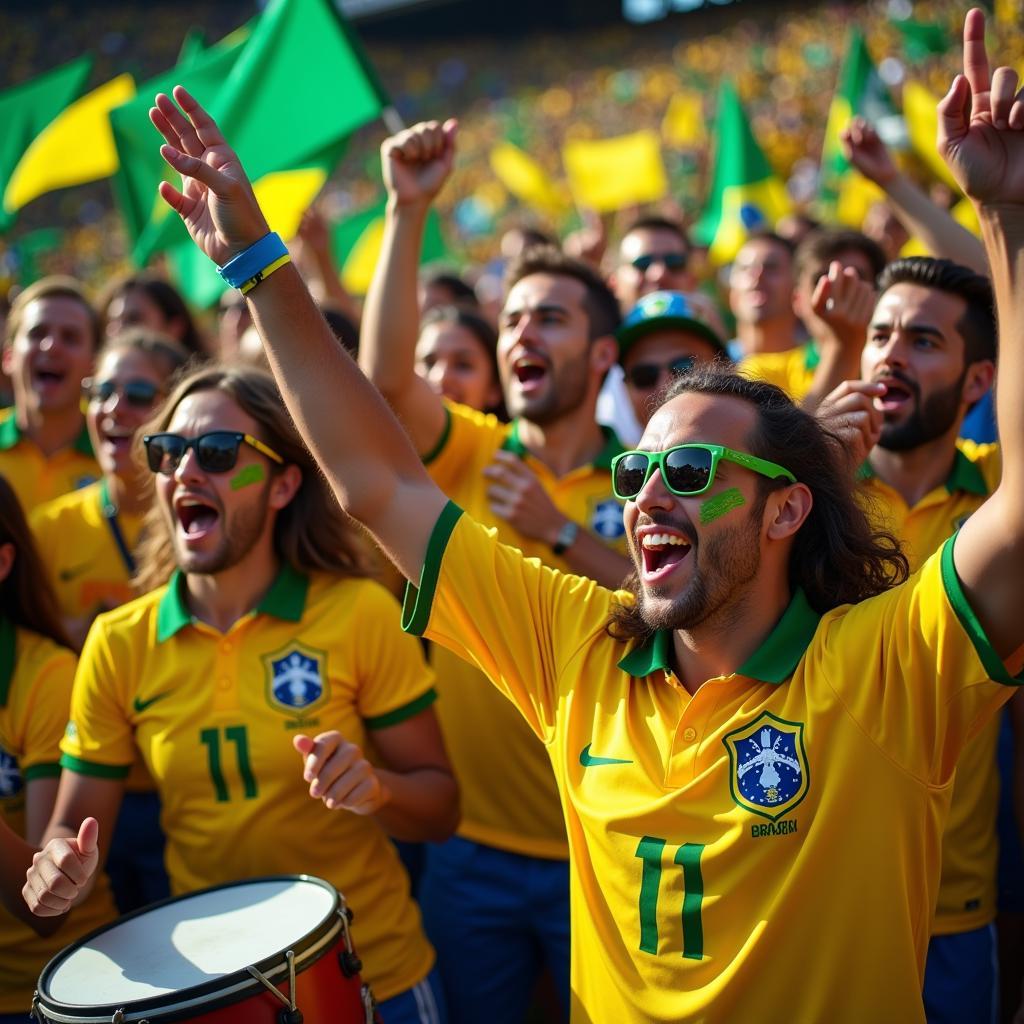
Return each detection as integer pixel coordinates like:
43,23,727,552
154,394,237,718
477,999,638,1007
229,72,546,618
739,347,812,402
423,400,506,496
58,617,133,779
820,535,1020,785
403,503,616,742
13,640,76,780
351,582,437,728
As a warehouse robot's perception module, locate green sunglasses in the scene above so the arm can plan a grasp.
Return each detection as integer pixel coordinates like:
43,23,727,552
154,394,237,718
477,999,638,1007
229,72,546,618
611,443,796,500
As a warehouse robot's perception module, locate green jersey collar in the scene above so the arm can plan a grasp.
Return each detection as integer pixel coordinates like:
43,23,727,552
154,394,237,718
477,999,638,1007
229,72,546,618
803,341,820,372
0,413,93,456
618,588,820,685
156,562,310,643
861,446,989,498
501,421,625,471
0,617,15,706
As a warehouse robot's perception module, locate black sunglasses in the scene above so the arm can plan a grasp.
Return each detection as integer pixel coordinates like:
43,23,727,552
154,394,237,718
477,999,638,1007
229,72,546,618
630,252,688,272
83,377,162,408
143,431,285,475
625,356,696,390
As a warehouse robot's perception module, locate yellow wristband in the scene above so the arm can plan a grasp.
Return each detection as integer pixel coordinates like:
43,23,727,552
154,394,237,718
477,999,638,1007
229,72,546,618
239,253,292,295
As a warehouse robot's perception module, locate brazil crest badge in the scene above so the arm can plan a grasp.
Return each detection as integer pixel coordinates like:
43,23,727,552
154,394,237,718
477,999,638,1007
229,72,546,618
723,712,809,821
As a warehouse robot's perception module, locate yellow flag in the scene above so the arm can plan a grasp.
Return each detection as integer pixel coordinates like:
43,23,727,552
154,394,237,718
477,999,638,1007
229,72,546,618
996,0,1020,25
340,215,386,295
902,81,959,190
835,172,885,229
3,73,135,214
563,130,668,213
951,196,981,237
662,92,705,148
252,167,328,242
490,142,565,216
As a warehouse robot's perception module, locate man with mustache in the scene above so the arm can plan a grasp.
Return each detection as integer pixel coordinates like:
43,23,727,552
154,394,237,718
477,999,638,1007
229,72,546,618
857,256,1000,1023
60,13,1022,1016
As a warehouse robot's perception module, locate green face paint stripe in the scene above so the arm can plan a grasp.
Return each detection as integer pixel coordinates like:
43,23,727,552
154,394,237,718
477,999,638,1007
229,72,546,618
230,463,266,491
699,487,746,525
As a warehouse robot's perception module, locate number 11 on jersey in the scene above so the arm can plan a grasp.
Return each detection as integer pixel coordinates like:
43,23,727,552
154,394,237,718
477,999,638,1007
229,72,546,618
635,836,705,959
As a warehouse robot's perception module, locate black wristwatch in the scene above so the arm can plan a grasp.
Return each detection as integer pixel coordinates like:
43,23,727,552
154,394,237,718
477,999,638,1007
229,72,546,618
552,520,580,556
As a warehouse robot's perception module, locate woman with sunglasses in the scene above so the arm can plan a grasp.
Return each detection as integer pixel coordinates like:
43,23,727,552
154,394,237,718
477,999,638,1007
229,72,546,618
28,364,456,1024
0,476,117,1024
31,329,190,915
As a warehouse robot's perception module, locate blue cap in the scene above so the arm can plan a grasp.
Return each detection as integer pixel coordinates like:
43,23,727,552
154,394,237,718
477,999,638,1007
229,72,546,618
615,291,726,358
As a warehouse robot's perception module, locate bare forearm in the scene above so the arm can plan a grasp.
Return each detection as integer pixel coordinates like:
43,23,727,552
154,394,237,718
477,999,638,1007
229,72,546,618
373,767,459,841
360,201,429,397
801,343,863,413
562,531,632,590
885,175,988,273
0,825,60,933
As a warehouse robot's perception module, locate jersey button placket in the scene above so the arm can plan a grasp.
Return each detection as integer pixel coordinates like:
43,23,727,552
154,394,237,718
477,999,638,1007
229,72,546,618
212,631,240,712
665,689,713,788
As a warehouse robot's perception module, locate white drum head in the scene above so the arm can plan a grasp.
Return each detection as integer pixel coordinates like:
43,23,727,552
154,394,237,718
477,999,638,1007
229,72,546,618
45,877,336,1004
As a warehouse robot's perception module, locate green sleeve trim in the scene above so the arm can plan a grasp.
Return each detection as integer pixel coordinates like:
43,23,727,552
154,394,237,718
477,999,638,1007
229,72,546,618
401,501,464,636
941,534,1024,686
23,762,61,781
58,753,131,779
364,688,437,729
421,406,453,466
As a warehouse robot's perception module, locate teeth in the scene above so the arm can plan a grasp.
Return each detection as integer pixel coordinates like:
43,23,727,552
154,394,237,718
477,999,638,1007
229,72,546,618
642,533,689,549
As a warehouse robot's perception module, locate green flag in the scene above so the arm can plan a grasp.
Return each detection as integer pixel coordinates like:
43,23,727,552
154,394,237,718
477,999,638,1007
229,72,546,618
892,19,948,63
0,55,92,232
135,0,390,267
332,200,449,296
109,32,248,261
820,28,905,220
692,81,790,265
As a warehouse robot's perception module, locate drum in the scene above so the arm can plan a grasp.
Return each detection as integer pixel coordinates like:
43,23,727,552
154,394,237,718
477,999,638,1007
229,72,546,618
32,875,378,1024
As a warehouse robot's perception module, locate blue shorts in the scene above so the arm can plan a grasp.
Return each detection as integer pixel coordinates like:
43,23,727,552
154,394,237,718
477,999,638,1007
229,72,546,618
105,789,170,914
997,709,1024,914
418,835,569,1024
923,923,999,1024
376,966,447,1024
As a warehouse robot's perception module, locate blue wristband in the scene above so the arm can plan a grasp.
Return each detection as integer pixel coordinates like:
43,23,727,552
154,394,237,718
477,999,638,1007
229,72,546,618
217,232,288,290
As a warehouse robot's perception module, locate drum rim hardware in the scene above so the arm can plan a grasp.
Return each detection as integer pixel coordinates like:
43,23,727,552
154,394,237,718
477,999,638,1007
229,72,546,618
32,875,346,1024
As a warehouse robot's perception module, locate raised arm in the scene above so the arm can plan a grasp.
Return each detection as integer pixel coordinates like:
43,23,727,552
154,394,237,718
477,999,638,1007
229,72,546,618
150,87,447,581
842,116,988,274
359,120,457,456
937,8,1024,659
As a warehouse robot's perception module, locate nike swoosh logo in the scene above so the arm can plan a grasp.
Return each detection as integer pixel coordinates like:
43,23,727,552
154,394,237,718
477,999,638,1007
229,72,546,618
59,562,93,582
133,692,172,714
579,743,632,767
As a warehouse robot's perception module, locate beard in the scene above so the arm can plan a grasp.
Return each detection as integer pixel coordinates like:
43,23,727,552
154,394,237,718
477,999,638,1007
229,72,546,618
634,506,763,632
172,484,272,576
503,347,591,425
878,370,966,452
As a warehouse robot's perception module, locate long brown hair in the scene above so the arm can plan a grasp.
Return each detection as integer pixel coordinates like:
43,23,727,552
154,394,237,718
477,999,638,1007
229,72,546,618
608,366,909,641
0,477,72,649
133,364,375,592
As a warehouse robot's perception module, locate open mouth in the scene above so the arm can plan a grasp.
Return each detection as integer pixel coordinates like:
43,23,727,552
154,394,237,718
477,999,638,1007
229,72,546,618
640,531,692,583
511,354,548,391
32,368,66,390
876,378,914,413
175,497,220,540
101,425,134,454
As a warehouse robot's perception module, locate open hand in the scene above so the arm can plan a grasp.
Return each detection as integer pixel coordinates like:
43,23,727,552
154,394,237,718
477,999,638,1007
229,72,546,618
149,86,270,266
293,732,387,815
938,8,1024,207
841,117,898,187
22,818,99,917
382,119,458,209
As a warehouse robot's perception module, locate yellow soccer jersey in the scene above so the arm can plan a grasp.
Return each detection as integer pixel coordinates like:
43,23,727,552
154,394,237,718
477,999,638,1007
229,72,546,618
60,566,438,1002
31,480,143,621
862,440,1002,934
0,620,116,1013
0,409,99,515
739,341,818,401
403,505,1020,1023
424,400,626,859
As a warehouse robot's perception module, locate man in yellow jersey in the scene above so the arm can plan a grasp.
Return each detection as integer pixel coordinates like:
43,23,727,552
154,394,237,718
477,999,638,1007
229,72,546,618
26,366,457,1023
358,118,630,1022
826,255,1000,1022
0,278,99,513
740,228,884,409
126,24,1024,1016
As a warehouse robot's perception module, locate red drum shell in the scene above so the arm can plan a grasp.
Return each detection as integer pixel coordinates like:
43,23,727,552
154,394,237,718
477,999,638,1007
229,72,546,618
33,875,375,1024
